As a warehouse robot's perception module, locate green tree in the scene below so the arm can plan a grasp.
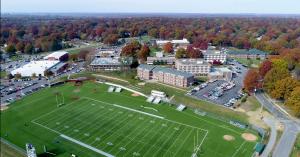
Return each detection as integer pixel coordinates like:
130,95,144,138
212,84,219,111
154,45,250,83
24,43,34,54
5,44,16,54
175,48,187,59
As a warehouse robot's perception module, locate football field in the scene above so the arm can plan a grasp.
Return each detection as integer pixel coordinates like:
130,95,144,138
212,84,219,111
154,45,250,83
1,82,260,157
32,97,207,157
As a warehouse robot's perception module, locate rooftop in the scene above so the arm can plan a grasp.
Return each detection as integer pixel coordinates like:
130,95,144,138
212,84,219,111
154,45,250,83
138,64,193,78
156,38,190,45
11,60,60,76
176,59,210,65
227,49,267,55
44,51,68,59
90,57,121,66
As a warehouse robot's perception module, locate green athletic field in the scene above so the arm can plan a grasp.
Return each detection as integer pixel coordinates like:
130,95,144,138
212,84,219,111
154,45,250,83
1,82,260,157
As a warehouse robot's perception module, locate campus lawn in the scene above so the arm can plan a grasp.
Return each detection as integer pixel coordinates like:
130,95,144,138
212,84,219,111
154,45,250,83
291,134,300,157
234,58,262,67
1,82,260,157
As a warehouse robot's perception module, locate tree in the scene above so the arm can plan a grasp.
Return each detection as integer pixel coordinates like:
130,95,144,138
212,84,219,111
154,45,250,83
5,44,16,53
259,60,272,77
78,50,89,61
121,40,141,57
24,43,34,54
31,73,37,79
285,87,300,117
271,59,288,70
163,42,173,53
186,45,202,58
271,77,300,100
243,69,260,93
14,73,22,80
175,48,187,59
263,67,290,93
16,42,25,52
137,45,150,62
69,53,78,61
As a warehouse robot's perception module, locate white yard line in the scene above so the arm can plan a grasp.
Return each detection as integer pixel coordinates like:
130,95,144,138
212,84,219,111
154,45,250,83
193,130,209,156
84,97,164,119
231,141,246,157
163,127,187,156
31,98,83,123
60,134,115,157
173,129,194,156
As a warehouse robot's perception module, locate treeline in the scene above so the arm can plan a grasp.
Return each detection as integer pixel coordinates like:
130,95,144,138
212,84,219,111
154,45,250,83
1,16,300,55
244,51,300,117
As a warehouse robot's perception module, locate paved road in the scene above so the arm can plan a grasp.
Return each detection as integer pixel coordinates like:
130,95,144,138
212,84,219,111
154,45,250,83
261,117,277,157
255,92,300,157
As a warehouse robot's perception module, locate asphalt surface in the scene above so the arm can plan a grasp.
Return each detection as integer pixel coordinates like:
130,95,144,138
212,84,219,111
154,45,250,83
261,117,277,157
1,60,85,105
255,92,300,157
190,60,247,106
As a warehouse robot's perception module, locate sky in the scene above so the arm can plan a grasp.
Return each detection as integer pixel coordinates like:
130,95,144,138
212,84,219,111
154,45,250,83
2,0,300,14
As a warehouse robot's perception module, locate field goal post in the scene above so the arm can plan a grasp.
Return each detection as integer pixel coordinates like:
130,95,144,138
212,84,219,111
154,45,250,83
55,92,65,107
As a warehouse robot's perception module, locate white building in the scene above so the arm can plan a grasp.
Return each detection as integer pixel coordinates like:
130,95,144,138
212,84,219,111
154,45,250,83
156,38,190,48
11,60,61,77
175,59,211,76
203,46,227,63
44,51,69,61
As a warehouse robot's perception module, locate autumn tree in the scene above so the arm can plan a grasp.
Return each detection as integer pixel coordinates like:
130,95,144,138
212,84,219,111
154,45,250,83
137,45,150,62
271,77,300,100
121,40,141,57
263,67,290,93
14,73,22,80
186,45,202,58
285,87,300,117
243,69,260,93
175,48,187,59
163,42,173,53
16,42,25,52
259,60,272,77
78,50,89,61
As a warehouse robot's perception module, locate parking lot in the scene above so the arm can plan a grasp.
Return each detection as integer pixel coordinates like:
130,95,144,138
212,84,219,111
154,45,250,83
187,59,248,108
0,56,85,105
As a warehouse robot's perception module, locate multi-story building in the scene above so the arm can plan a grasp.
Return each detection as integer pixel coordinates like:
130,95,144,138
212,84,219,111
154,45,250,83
175,59,211,76
147,56,176,65
89,57,132,71
227,49,267,60
208,67,232,81
137,64,194,87
203,46,227,63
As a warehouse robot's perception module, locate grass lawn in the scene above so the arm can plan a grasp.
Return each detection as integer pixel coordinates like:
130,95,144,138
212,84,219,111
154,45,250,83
0,141,26,157
291,133,300,157
1,82,260,157
0,71,7,79
234,58,262,68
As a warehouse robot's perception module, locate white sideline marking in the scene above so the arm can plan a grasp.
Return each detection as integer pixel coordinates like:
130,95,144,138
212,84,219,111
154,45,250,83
60,134,115,157
84,97,165,119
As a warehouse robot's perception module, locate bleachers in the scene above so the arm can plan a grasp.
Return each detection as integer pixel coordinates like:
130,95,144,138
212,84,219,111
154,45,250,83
176,104,186,111
153,98,161,104
115,87,122,92
108,86,115,92
147,96,155,103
